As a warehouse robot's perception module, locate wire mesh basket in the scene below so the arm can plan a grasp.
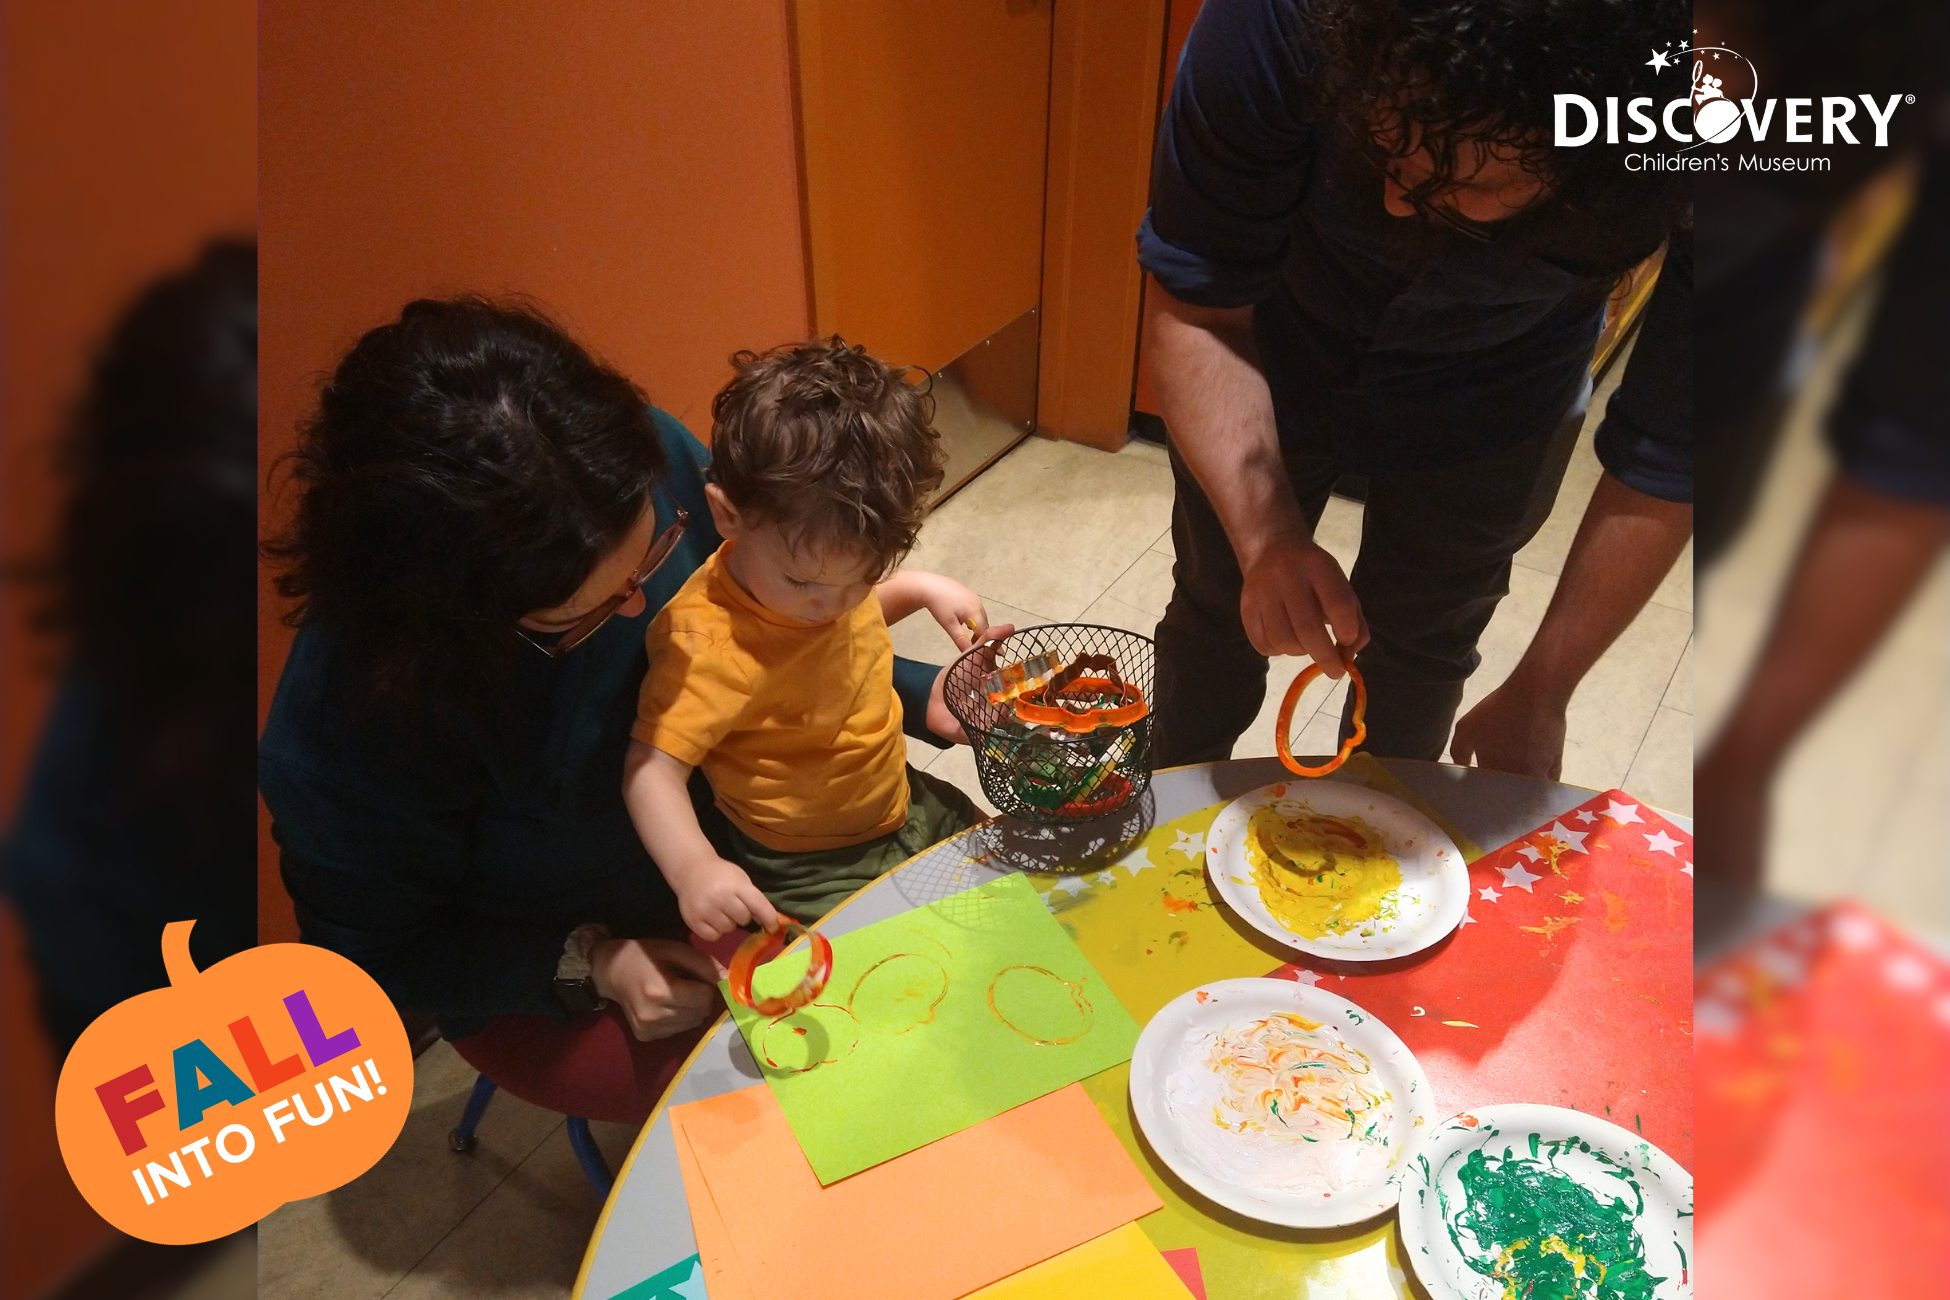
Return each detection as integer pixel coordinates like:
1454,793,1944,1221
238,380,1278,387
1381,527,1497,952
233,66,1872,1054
944,624,1156,824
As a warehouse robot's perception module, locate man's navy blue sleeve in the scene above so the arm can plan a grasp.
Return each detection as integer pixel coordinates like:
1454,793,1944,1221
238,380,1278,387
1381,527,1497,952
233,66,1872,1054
1137,0,1318,308
1594,225,1694,503
1828,144,1950,507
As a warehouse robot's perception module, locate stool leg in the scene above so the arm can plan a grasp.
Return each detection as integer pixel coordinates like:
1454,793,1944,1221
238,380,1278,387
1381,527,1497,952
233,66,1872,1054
566,1117,614,1196
449,1074,498,1154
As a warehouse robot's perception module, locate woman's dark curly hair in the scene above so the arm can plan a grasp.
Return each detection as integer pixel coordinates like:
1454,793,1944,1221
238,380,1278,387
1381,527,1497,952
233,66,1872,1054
31,239,256,818
265,298,665,724
1307,0,1692,277
708,337,943,580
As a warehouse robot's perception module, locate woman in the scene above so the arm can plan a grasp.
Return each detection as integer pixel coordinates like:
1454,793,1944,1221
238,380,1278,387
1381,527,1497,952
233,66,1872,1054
258,298,960,1121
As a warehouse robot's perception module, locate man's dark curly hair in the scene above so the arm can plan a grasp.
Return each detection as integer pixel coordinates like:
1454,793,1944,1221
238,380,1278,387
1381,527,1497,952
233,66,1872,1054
708,337,944,580
1307,0,1691,277
265,297,665,725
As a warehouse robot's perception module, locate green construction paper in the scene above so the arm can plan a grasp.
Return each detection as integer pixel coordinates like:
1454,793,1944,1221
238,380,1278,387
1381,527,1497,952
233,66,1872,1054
722,872,1140,1184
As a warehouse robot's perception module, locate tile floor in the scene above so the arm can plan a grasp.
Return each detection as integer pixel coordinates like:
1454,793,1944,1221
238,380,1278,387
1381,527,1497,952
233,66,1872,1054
260,342,1699,1300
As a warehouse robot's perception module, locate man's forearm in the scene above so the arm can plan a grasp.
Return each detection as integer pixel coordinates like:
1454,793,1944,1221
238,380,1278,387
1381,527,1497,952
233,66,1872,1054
1505,472,1692,707
1144,277,1304,567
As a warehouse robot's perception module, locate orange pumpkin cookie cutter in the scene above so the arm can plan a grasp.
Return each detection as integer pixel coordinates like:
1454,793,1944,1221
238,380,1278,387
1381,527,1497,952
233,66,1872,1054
1275,661,1367,778
727,921,833,1016
1012,655,1148,734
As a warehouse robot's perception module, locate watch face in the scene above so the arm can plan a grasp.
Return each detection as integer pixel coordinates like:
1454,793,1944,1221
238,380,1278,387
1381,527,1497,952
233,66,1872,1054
554,977,601,1015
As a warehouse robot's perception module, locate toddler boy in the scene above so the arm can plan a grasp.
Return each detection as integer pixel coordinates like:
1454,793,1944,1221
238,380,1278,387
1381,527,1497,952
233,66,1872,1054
623,338,996,940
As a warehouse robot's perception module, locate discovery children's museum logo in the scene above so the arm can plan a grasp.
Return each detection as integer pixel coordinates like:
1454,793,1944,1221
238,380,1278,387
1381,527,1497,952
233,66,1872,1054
53,921,412,1244
1554,34,1916,171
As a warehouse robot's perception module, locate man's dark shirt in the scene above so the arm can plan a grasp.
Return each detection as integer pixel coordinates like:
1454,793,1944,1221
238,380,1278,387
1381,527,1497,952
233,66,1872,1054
258,411,945,1038
1137,0,1691,502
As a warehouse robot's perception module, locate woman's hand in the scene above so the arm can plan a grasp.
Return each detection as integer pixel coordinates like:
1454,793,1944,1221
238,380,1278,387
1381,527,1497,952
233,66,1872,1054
665,854,780,941
928,622,1015,744
589,937,727,1041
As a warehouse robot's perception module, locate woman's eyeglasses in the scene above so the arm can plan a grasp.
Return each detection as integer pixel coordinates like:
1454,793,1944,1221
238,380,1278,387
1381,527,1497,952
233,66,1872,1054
515,509,689,658
1387,168,1500,243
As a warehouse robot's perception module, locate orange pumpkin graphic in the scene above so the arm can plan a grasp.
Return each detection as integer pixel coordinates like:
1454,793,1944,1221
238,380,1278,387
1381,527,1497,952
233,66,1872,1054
54,920,412,1243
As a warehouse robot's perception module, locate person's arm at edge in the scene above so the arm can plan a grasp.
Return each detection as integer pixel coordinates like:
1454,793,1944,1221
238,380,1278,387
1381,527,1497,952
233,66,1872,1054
1144,277,1367,672
1449,473,1691,778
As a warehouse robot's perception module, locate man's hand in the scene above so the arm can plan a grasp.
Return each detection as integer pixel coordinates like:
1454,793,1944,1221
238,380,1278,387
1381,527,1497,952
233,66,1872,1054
1239,532,1368,673
589,937,726,1041
1449,678,1568,780
664,855,779,941
927,623,1015,744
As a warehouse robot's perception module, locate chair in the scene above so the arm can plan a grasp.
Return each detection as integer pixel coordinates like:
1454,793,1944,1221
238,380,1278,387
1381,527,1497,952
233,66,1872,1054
449,1074,616,1194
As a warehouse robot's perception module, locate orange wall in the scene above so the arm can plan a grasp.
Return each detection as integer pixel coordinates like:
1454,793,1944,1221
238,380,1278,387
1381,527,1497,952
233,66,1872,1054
1037,0,1169,449
259,2,812,942
793,0,1051,373
2,4,256,1294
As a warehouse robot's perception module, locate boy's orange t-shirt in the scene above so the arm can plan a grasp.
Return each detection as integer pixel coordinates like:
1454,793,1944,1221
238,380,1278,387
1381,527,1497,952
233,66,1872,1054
631,544,909,853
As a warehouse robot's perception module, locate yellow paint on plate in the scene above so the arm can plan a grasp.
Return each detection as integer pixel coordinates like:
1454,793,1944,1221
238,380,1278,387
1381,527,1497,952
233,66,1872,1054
1243,805,1403,939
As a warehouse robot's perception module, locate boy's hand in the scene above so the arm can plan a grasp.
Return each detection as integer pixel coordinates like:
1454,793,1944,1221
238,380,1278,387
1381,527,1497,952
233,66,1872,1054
921,575,989,651
667,855,780,941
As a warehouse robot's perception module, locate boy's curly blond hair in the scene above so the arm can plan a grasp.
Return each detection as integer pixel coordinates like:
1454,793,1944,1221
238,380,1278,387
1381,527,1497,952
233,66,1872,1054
709,336,944,578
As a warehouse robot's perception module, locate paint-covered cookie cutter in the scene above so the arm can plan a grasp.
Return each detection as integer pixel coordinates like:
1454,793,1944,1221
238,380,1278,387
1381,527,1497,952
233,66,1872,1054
983,651,1066,705
727,921,833,1016
1011,655,1148,734
1275,661,1367,778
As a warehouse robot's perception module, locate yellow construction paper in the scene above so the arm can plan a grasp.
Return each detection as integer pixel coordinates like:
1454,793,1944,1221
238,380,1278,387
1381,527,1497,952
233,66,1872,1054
963,1223,1192,1298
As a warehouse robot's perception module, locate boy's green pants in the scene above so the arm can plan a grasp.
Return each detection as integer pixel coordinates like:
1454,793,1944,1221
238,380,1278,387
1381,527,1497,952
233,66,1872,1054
723,765,982,924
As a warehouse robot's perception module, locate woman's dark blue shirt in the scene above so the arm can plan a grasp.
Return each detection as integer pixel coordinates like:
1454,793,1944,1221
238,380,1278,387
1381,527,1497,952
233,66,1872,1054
258,411,943,1038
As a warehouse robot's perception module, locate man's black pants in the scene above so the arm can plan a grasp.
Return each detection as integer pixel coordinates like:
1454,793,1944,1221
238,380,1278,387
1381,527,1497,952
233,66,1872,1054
1153,405,1586,765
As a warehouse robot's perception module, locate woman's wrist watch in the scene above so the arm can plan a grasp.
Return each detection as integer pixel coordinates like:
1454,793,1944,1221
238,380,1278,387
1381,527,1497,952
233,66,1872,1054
554,922,612,1014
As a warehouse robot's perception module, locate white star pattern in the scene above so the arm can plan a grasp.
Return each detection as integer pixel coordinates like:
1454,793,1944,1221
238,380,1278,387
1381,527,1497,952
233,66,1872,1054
1517,845,1543,862
1647,47,1672,71
1694,998,1742,1039
1119,846,1158,875
1884,953,1934,992
1546,822,1589,854
1603,799,1643,825
1832,911,1882,951
1478,885,1502,904
1574,809,1598,824
1682,861,1693,877
1171,830,1206,858
1095,871,1117,886
1288,968,1323,986
1051,875,1089,897
1644,830,1683,856
671,1256,709,1300
1499,862,1542,892
1459,910,1476,927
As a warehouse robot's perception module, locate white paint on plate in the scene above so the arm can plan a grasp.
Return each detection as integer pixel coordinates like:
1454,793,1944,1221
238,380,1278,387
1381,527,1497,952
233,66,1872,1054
1130,978,1434,1229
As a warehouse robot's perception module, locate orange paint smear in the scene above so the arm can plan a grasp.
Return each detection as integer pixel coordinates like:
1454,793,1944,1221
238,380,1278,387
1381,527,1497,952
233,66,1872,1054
1520,915,1581,940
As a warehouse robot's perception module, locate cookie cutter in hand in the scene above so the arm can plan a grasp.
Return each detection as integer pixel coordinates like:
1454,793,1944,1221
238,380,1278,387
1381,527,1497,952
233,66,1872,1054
1275,661,1367,777
727,922,834,1016
983,651,1065,705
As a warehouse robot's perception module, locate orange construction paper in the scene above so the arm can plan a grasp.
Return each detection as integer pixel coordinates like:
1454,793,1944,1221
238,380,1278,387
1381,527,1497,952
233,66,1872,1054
670,1083,1160,1300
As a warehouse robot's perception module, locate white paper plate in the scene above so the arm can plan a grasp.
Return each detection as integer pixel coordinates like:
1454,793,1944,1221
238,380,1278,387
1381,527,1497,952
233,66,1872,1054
1205,780,1468,961
1399,1104,1694,1300
1129,977,1435,1228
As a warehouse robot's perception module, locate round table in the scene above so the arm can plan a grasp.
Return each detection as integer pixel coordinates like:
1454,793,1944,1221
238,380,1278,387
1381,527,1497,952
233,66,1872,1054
573,757,1687,1299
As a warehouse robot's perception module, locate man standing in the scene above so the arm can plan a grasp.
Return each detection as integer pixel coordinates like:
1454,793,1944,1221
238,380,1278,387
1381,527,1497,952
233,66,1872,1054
1142,0,1692,776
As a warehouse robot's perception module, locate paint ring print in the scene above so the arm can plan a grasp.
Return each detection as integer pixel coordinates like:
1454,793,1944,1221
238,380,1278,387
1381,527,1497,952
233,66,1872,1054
1129,978,1434,1229
985,965,1095,1046
1399,1103,1694,1300
1206,781,1468,962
